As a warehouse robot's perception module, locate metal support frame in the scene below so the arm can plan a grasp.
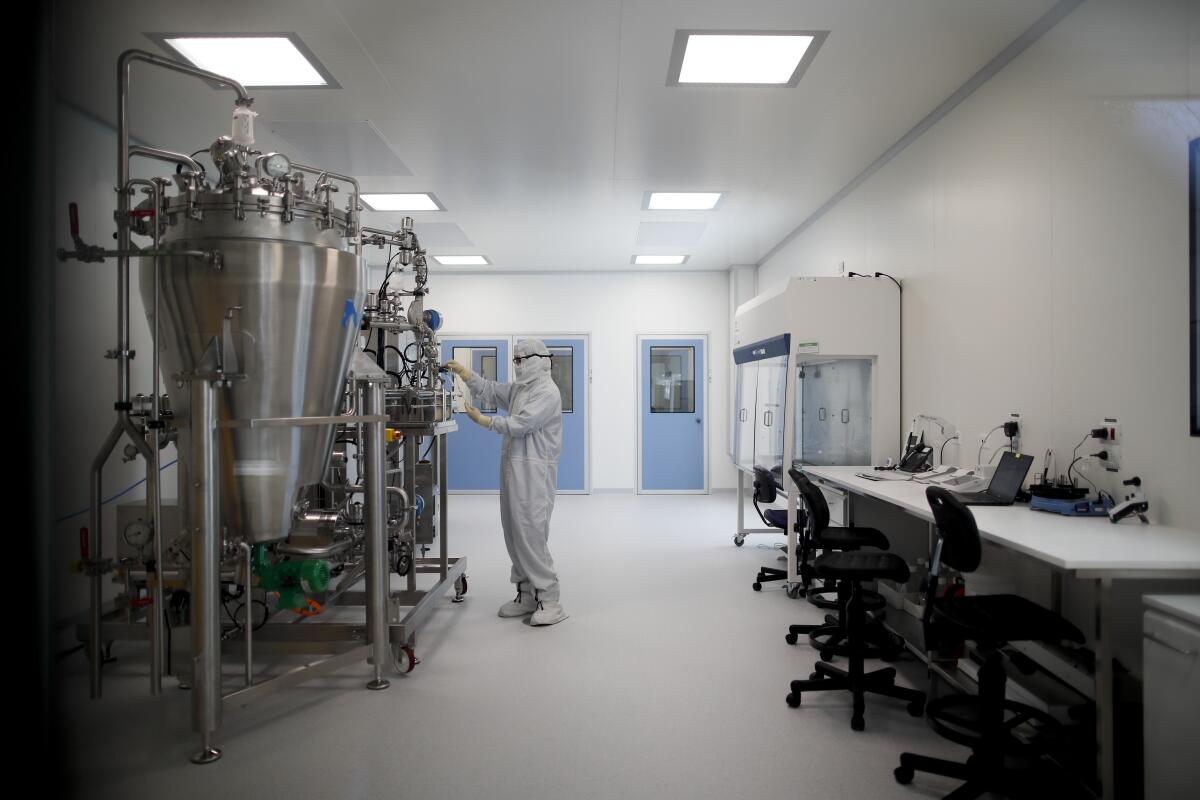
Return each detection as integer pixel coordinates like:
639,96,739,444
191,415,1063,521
188,376,221,765
362,380,390,691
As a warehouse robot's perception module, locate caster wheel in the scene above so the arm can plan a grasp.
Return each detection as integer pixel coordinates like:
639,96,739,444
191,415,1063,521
851,715,865,732
894,766,914,785
395,645,418,674
734,535,745,547
785,693,801,708
785,633,798,645
453,575,468,603
907,699,925,717
808,671,822,680
787,585,801,599
752,582,762,592
820,650,833,662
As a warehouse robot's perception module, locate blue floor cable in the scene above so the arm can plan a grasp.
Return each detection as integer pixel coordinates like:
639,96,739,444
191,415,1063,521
56,459,178,524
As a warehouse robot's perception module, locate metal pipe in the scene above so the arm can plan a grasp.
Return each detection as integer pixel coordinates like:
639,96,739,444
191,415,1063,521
128,145,204,174
439,434,448,581
127,178,165,696
291,161,361,255
362,380,390,690
275,539,352,559
405,434,418,594
87,421,124,698
189,377,221,764
58,247,220,262
239,542,253,687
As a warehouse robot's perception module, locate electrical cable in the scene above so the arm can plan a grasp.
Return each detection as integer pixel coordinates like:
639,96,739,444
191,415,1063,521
56,459,179,523
977,425,1006,465
939,434,959,463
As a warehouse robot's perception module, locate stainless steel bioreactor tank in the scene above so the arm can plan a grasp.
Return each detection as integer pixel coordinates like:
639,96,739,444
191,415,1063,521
143,179,365,543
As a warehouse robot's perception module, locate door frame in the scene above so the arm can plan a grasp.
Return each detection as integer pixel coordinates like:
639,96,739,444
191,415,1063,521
636,333,710,495
441,332,591,495
440,333,513,494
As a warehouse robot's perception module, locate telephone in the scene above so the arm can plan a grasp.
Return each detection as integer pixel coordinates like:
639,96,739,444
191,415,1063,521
897,432,934,473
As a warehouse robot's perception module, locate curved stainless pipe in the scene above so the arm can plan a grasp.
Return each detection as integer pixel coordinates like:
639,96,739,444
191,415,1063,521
276,538,352,559
129,145,203,174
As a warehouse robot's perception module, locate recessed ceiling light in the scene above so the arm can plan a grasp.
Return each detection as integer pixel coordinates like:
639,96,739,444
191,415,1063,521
633,255,689,265
152,34,336,88
645,192,725,210
667,30,828,87
360,193,444,212
433,255,490,266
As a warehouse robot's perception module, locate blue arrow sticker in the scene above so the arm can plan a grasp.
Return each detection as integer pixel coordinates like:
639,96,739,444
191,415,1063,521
341,299,360,329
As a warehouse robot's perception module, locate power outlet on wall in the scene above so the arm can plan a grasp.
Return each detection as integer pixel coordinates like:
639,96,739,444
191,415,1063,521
1098,417,1120,472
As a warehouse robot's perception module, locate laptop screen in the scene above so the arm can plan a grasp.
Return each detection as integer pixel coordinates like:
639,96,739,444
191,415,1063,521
988,451,1033,500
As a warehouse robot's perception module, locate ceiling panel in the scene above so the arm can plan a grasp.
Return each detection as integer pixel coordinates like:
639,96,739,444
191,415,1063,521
54,0,1060,272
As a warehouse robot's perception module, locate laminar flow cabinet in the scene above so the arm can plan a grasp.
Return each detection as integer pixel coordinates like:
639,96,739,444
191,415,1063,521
731,276,900,590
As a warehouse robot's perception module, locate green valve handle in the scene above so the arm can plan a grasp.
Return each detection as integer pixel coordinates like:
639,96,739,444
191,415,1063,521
252,544,331,612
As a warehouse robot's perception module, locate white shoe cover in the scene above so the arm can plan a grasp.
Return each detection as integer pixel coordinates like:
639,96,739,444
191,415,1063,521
498,591,538,618
529,601,568,626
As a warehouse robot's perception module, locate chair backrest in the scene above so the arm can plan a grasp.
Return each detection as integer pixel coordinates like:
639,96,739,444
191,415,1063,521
788,468,829,534
752,467,777,504
926,486,982,573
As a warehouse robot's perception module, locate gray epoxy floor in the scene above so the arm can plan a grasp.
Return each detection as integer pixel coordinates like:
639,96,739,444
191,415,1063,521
59,492,969,799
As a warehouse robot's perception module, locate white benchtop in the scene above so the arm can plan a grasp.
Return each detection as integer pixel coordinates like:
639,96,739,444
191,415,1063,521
803,466,1200,574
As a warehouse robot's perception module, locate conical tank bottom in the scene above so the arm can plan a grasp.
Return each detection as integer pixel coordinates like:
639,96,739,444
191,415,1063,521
143,226,365,543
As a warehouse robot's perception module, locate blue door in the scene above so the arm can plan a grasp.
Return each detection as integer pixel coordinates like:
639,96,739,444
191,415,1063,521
522,336,588,493
640,336,706,492
441,337,510,491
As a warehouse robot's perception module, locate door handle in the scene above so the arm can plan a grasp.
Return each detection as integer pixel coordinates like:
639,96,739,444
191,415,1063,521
1146,631,1197,656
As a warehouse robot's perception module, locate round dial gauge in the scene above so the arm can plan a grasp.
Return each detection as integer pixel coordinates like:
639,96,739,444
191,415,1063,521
264,152,291,179
123,520,152,548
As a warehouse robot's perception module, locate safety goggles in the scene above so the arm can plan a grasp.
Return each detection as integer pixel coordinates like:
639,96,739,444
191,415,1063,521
512,353,550,364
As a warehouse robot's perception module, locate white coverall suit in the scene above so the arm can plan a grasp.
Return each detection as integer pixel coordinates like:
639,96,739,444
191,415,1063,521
462,340,564,622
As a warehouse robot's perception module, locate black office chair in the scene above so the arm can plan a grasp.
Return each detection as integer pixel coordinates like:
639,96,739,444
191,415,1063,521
894,487,1086,798
785,469,905,661
750,467,802,592
784,481,926,730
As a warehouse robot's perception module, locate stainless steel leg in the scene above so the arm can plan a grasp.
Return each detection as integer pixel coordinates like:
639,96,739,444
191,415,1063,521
737,470,746,535
1096,576,1115,800
439,434,448,581
363,381,390,691
240,541,253,687
189,378,222,764
1050,570,1063,616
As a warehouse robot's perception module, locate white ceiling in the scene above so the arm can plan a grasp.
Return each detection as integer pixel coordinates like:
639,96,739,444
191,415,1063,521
55,0,1056,272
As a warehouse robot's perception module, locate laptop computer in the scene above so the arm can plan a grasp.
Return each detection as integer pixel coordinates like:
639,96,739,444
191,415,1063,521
955,450,1034,506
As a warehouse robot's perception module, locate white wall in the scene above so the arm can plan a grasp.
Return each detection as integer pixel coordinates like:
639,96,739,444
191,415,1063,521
761,0,1200,531
411,270,735,491
756,0,1200,673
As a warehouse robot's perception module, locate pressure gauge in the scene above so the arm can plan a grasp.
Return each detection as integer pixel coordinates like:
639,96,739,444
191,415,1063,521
263,152,291,179
123,520,152,549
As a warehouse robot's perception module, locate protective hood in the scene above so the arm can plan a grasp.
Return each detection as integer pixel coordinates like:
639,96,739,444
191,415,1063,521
513,338,552,385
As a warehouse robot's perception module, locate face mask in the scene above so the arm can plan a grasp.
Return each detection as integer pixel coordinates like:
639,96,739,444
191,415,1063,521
514,358,538,383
